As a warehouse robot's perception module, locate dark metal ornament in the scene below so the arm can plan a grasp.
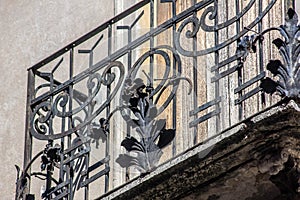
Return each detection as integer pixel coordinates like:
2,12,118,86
240,8,300,99
114,48,191,173
261,9,300,98
15,0,289,199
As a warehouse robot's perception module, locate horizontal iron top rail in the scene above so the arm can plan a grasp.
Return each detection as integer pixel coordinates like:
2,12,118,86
27,0,150,71
30,0,217,106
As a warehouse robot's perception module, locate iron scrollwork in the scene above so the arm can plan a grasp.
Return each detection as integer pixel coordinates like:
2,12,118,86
17,0,286,198
116,78,176,173
239,8,300,99
115,47,192,173
260,9,300,99
30,61,124,141
175,0,277,57
16,62,124,199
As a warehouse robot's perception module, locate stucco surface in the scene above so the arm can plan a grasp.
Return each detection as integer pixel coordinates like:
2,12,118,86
0,1,113,198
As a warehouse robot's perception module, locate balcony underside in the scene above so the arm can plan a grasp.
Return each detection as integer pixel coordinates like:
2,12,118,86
98,100,300,200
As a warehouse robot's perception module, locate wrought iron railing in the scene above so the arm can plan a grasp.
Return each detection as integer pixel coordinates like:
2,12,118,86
16,0,298,199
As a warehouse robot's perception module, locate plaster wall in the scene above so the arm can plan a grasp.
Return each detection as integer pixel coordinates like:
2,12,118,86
0,1,114,199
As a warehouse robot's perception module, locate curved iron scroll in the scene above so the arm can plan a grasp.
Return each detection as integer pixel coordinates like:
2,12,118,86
115,47,191,173
260,9,300,98
175,0,277,57
239,9,300,99
17,0,284,199
30,61,125,140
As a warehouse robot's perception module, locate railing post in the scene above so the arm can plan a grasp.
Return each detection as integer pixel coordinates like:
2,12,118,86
22,69,35,199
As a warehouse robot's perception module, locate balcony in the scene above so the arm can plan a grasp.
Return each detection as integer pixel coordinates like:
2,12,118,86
16,0,300,199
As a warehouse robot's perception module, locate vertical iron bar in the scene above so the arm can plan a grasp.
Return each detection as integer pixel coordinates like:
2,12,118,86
46,164,52,197
60,105,66,197
171,0,177,157
150,0,154,86
226,0,231,127
47,70,55,197
85,153,89,199
126,27,132,182
108,24,112,57
22,69,35,198
236,0,243,120
128,29,132,81
49,71,55,138
257,0,264,71
214,0,220,133
90,52,93,68
85,47,94,200
192,0,198,145
69,48,74,199
258,0,265,109
105,24,112,193
267,0,273,106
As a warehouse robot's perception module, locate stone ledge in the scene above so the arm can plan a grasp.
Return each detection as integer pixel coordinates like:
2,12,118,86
97,100,300,200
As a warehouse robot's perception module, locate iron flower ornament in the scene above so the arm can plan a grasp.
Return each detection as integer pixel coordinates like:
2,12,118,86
259,9,300,98
239,8,300,99
116,78,176,173
112,47,191,174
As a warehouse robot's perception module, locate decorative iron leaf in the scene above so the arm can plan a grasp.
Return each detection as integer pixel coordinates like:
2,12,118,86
126,119,139,128
146,85,154,93
129,97,139,109
287,8,298,23
121,137,144,152
117,60,184,173
272,38,285,49
121,91,131,103
251,44,257,53
134,150,162,172
91,127,106,142
157,129,175,149
147,105,158,121
116,154,137,168
151,119,166,137
260,78,278,94
41,155,49,171
46,146,60,162
133,78,145,90
135,151,148,171
266,60,283,75
146,149,163,170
